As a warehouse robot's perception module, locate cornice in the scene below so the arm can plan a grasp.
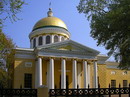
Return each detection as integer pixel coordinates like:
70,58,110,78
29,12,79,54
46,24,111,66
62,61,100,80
42,49,93,56
38,49,96,59
15,47,34,51
15,47,35,59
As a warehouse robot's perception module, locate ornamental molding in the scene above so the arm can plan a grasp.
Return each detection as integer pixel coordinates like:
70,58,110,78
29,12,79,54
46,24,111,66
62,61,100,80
15,47,34,51
38,49,96,59
41,49,93,56
15,48,35,59
15,53,35,59
106,65,118,69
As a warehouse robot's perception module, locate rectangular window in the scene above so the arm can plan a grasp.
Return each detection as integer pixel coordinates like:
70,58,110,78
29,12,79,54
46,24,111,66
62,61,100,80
123,80,127,87
111,80,116,88
24,73,32,88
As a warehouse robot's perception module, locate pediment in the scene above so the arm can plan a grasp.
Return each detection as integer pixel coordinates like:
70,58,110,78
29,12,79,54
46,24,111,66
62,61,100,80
48,43,85,52
38,40,100,56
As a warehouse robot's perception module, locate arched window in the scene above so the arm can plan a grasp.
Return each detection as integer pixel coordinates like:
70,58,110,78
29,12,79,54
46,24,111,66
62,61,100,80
54,35,58,42
61,37,64,41
46,35,50,44
33,38,36,48
38,36,42,46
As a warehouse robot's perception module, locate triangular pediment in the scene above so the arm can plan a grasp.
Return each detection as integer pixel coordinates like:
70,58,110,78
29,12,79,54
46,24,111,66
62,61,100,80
37,40,100,56
48,43,85,52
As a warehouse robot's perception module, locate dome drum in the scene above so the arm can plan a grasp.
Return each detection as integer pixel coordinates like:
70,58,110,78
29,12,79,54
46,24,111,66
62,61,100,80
29,27,70,39
30,34,68,48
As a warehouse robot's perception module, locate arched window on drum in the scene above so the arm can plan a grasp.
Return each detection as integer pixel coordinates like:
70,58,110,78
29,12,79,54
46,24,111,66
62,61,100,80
61,37,64,41
33,38,36,48
54,35,58,42
46,35,50,44
38,36,43,46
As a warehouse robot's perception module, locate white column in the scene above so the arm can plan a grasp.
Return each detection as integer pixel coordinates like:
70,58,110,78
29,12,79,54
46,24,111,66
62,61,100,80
59,36,62,42
61,58,66,89
93,61,98,88
83,60,88,88
88,64,90,87
36,37,38,46
37,57,42,87
51,35,54,43
49,58,54,89
43,36,45,45
72,59,77,88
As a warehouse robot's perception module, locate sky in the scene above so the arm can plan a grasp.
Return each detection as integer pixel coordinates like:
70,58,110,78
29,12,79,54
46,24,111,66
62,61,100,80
3,0,113,60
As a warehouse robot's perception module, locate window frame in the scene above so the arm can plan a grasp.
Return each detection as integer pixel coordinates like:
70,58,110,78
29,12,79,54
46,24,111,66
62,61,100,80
61,36,64,41
123,80,127,87
38,36,43,46
24,73,32,88
54,35,58,42
33,38,36,48
111,80,116,88
46,35,51,44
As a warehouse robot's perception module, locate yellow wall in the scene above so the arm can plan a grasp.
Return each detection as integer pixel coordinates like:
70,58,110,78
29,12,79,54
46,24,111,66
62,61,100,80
13,58,130,89
66,60,73,88
13,58,35,88
106,68,130,87
98,64,107,88
42,59,47,85
54,60,61,88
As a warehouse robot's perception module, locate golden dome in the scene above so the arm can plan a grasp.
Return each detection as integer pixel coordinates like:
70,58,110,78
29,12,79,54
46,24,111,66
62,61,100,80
33,17,68,30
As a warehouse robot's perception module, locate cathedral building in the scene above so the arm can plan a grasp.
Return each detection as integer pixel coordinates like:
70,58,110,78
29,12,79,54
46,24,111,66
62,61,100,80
13,8,130,97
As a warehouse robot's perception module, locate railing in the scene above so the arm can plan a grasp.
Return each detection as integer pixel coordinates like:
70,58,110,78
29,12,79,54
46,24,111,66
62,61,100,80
0,88,37,97
49,84,130,97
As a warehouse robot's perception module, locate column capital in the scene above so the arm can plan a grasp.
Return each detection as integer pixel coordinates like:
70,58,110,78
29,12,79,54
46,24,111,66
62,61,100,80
61,57,67,60
91,59,98,62
82,59,89,62
72,58,78,61
37,56,44,58
49,56,55,59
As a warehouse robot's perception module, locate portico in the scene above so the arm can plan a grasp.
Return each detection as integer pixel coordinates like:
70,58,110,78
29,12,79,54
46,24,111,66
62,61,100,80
35,55,98,89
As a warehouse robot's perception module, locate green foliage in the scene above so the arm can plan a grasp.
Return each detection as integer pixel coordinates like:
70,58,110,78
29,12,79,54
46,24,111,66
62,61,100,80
77,0,130,69
0,30,15,88
0,0,25,28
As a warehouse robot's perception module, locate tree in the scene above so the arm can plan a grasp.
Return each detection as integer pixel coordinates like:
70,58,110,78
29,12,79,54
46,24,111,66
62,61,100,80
0,0,26,87
0,0,25,28
77,0,130,69
0,30,15,88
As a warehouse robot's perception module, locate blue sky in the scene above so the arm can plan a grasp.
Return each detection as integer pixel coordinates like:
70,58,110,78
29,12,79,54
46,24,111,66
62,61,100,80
3,0,110,58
